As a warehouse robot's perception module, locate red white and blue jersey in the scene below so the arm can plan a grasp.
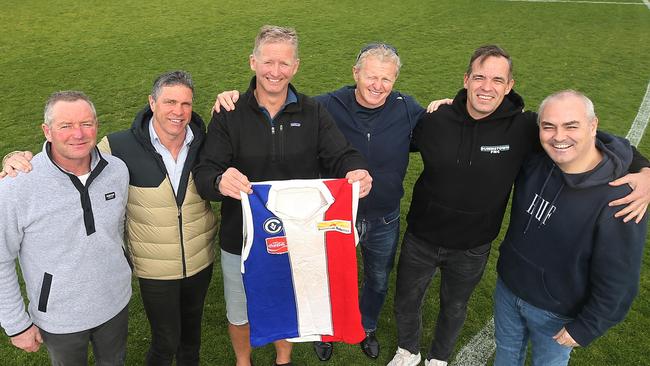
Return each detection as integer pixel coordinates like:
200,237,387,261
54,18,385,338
240,178,365,347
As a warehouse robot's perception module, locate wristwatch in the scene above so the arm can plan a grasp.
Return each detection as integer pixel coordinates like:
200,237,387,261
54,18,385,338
214,174,223,191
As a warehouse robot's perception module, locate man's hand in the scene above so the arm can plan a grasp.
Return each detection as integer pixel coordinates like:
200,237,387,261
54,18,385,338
426,98,453,113
553,327,580,348
0,151,34,179
213,90,241,113
609,167,650,223
219,167,252,200
345,169,372,198
10,325,43,353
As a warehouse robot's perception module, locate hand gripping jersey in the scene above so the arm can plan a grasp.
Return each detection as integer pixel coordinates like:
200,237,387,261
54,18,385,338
240,178,365,347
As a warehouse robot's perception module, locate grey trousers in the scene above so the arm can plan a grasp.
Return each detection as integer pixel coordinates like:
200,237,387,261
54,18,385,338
40,305,128,366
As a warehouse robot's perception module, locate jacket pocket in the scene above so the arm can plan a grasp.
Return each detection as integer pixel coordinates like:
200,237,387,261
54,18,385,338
38,272,53,312
498,243,561,306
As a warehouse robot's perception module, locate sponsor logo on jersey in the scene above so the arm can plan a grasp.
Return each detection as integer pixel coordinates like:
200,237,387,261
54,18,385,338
480,145,510,154
290,121,301,127
265,236,288,254
263,217,283,234
317,220,352,234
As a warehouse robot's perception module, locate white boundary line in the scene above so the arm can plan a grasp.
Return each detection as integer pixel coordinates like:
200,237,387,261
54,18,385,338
501,0,644,5
626,82,650,146
451,318,496,366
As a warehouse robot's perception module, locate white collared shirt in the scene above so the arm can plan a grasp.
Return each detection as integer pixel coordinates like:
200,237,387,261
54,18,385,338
148,118,194,195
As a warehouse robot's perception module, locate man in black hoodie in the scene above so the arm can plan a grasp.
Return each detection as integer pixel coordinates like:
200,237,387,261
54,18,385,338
494,90,647,365
387,46,650,366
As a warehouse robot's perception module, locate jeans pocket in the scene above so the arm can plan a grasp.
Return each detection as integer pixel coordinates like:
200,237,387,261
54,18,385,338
381,210,401,225
465,242,491,257
543,308,573,322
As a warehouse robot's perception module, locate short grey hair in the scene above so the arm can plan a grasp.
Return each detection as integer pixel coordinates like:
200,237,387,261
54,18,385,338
537,89,596,124
43,91,96,126
252,25,299,59
354,43,402,77
151,70,194,101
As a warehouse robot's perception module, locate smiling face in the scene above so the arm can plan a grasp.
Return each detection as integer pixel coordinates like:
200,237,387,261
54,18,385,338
148,84,193,142
353,55,399,109
42,99,97,173
463,55,514,120
250,41,300,100
539,94,600,173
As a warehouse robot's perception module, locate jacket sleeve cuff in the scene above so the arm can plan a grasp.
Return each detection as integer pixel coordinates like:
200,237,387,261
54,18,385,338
565,320,597,347
6,319,33,338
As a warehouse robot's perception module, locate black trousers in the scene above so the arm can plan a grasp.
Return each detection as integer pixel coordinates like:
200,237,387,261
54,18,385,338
41,304,128,366
394,232,491,361
138,264,213,366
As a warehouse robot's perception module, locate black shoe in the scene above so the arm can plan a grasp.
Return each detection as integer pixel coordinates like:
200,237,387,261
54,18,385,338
313,341,333,361
360,331,380,359
274,363,292,366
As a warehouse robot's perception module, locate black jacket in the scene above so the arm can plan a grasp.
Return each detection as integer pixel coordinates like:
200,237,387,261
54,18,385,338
406,88,539,249
194,77,367,255
497,132,647,347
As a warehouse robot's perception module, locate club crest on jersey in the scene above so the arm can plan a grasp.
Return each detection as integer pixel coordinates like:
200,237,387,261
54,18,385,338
317,220,352,234
265,236,288,254
263,217,284,234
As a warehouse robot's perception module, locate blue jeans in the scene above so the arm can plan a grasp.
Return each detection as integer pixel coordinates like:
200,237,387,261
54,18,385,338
394,231,491,361
358,208,401,331
494,278,573,366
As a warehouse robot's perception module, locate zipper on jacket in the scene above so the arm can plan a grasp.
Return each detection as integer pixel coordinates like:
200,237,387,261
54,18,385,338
279,124,285,160
271,125,276,162
367,132,371,157
158,159,188,278
177,205,187,277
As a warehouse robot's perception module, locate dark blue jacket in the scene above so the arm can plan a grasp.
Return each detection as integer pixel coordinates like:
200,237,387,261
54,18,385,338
497,131,647,347
315,86,424,219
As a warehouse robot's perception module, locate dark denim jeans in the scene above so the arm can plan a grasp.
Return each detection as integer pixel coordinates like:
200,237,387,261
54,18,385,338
138,264,213,366
358,208,401,331
394,231,490,361
494,278,573,366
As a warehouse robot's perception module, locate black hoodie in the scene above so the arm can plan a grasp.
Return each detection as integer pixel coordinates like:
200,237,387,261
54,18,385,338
406,88,540,249
497,131,647,347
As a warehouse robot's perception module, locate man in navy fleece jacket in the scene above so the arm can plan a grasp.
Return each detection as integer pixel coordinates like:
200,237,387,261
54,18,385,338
494,90,647,366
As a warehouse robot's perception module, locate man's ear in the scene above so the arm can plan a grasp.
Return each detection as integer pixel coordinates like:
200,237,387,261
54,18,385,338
42,124,52,142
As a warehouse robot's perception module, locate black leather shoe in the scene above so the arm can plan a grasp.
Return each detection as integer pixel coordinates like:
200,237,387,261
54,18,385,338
360,331,380,359
313,341,333,361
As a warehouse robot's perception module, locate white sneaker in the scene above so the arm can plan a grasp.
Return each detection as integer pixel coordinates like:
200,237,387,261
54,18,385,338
387,347,422,366
424,359,448,366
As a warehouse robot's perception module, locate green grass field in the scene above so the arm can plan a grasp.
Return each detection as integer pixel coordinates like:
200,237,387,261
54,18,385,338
1,0,649,364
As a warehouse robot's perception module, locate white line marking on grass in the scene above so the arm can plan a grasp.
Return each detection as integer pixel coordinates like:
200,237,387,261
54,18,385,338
451,318,495,366
626,81,650,146
451,78,650,365
501,0,644,5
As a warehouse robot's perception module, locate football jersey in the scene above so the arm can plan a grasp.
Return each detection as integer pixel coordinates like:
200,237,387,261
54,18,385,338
240,178,365,347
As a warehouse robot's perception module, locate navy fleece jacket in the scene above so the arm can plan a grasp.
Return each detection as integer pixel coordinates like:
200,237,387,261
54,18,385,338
497,131,647,347
315,86,424,219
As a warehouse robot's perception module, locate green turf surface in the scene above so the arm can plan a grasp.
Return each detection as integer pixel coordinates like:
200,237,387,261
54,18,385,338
1,0,649,364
